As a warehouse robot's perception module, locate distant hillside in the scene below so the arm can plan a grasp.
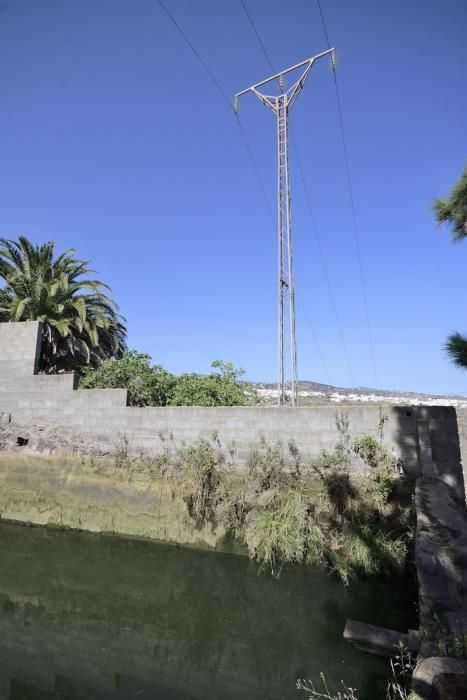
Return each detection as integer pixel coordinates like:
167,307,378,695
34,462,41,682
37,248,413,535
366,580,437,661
252,380,467,406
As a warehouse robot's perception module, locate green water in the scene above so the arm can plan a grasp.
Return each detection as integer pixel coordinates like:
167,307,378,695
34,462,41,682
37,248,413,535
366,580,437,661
0,522,416,700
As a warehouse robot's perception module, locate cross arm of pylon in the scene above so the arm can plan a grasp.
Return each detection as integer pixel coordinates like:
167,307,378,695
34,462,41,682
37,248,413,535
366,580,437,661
233,48,335,113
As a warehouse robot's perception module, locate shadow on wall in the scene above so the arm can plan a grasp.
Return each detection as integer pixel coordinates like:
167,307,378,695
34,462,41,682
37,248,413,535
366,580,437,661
391,407,422,478
392,405,465,498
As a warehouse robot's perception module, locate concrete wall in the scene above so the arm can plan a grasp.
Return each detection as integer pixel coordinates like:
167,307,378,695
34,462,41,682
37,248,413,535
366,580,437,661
0,320,41,378
0,321,463,484
454,407,467,484
0,452,225,547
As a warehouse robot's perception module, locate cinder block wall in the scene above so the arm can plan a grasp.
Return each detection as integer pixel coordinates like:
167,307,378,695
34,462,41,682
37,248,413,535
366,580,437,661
0,321,463,483
0,321,42,377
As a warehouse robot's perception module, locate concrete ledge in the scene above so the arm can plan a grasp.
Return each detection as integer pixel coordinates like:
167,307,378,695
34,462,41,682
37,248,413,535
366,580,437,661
412,657,467,699
343,619,417,657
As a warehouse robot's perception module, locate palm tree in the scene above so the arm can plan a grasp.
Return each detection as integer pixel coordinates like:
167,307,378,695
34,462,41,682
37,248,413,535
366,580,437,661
0,236,126,372
433,166,467,242
445,332,467,369
433,165,467,368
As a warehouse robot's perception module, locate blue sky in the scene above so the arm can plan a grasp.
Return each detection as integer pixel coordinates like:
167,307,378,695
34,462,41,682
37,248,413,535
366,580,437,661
1,0,466,393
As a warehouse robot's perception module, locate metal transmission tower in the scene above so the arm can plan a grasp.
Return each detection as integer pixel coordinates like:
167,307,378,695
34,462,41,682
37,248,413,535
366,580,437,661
235,49,335,406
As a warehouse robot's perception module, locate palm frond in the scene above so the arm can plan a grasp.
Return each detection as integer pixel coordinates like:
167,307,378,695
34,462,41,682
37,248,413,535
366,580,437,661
445,331,467,369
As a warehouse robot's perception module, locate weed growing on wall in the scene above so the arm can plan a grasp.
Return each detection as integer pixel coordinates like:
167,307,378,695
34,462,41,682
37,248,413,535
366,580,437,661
315,412,352,470
176,439,220,527
239,421,413,582
248,439,287,490
245,487,328,576
218,472,251,538
114,434,131,470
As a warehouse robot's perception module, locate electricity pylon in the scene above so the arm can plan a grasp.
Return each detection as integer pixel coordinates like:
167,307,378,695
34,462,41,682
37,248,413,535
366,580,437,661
235,49,335,406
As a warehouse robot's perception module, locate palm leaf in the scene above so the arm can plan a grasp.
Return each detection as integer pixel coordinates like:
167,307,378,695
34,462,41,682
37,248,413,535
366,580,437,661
445,332,467,369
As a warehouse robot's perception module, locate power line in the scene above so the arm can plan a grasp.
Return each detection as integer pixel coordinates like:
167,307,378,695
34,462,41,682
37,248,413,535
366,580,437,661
297,288,332,386
316,0,379,388
239,0,352,385
240,0,275,75
235,116,276,225
316,0,332,48
156,0,275,222
289,121,355,386
156,0,231,108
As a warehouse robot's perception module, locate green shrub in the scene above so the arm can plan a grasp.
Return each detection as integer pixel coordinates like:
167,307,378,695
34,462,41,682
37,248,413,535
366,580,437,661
352,434,399,506
248,440,287,490
246,487,327,575
352,435,380,468
170,360,256,407
79,350,176,406
80,355,257,407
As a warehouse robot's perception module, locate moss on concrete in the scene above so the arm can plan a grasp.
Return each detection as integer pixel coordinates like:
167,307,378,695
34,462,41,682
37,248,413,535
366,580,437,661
0,453,226,548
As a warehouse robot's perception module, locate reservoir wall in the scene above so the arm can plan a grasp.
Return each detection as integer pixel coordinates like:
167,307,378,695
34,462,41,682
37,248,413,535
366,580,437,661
0,321,464,483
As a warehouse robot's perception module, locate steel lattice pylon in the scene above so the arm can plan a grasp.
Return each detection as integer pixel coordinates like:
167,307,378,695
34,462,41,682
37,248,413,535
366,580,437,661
235,49,335,406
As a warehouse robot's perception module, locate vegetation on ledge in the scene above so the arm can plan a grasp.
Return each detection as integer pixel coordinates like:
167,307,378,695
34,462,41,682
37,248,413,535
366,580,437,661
109,411,415,585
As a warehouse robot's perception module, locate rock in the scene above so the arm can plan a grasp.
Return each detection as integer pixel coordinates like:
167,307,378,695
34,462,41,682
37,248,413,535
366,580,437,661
412,657,467,699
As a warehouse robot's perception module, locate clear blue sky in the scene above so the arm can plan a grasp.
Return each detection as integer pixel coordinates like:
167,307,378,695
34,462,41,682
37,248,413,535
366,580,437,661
1,0,466,393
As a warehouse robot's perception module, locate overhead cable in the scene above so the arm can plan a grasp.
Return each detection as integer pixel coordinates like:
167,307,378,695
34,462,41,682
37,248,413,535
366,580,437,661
156,1,275,221
316,0,378,388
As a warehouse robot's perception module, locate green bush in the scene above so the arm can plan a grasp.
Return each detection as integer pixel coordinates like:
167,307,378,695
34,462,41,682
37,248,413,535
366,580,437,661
80,355,257,407
170,360,255,407
352,435,380,468
79,350,176,406
352,434,399,506
246,488,327,575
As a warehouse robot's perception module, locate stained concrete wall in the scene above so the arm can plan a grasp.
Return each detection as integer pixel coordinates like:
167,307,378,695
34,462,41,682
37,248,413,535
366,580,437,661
454,407,467,486
0,321,463,483
0,452,225,547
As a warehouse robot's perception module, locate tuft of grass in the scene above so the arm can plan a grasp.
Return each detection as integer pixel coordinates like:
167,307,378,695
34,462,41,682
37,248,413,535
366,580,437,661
347,533,380,576
298,642,417,700
245,487,327,576
297,674,358,699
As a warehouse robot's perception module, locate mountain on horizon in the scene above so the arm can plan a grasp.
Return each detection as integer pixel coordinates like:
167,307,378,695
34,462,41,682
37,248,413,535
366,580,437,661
254,380,467,401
